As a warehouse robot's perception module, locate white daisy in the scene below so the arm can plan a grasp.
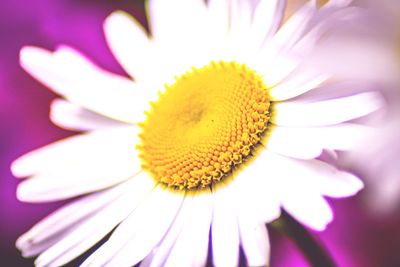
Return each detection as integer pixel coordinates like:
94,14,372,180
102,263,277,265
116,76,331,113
12,0,383,266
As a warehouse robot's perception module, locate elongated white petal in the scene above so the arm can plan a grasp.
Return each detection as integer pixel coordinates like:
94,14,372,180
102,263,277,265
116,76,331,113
291,81,377,104
295,159,364,198
163,192,213,267
81,186,184,267
14,127,141,202
12,126,139,178
269,70,328,101
140,196,195,267
254,1,317,85
104,11,151,82
20,46,149,123
17,176,148,254
250,0,287,46
232,149,282,223
19,168,141,203
265,152,358,230
267,124,373,158
266,127,323,159
147,0,207,44
228,0,252,40
237,216,270,267
270,1,317,54
34,173,155,267
282,190,333,231
101,191,184,267
212,186,240,267
271,92,384,127
50,99,128,131
269,151,363,199
207,0,229,38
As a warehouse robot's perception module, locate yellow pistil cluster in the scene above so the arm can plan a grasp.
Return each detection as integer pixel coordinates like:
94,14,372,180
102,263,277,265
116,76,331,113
138,61,270,191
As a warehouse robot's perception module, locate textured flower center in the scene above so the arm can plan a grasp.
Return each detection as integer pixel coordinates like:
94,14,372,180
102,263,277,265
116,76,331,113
138,61,271,191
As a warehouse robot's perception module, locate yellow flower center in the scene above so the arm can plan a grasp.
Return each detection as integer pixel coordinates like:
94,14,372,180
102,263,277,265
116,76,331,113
138,61,271,191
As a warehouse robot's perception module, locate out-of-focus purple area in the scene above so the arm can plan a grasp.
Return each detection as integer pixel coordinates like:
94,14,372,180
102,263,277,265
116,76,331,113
1,1,400,266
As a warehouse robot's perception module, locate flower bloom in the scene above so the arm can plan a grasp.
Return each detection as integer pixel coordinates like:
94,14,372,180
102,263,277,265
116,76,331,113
13,0,382,266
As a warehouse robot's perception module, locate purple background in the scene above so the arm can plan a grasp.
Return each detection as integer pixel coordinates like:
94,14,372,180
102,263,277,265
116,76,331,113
1,1,399,266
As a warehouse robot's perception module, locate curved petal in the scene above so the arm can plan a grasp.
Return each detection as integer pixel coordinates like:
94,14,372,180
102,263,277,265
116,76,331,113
266,126,322,159
271,92,384,127
13,127,142,202
266,123,373,159
20,46,149,123
147,0,208,45
17,175,153,257
32,173,155,267
162,192,213,267
237,216,270,267
264,151,359,230
296,159,364,198
81,186,184,267
211,186,240,267
50,99,128,131
12,126,139,178
139,196,195,267
207,0,229,38
232,150,282,223
104,11,152,82
250,0,287,45
268,69,329,101
281,190,333,231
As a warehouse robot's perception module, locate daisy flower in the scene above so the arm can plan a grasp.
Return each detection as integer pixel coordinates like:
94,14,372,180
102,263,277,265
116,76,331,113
12,0,383,266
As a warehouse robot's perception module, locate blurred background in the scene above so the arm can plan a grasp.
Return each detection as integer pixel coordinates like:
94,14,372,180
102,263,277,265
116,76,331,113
1,0,400,266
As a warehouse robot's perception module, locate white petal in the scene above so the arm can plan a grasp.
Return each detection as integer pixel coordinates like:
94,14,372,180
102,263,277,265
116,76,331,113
163,192,213,267
295,159,364,198
20,46,149,123
228,0,252,40
253,1,317,85
104,11,151,82
34,173,155,267
13,127,142,202
268,69,328,101
266,127,322,159
272,152,363,199
207,0,229,37
290,81,377,104
147,0,207,44
232,150,282,223
250,0,287,46
252,151,335,230
12,126,139,178
271,92,384,127
211,186,240,267
50,99,128,131
140,196,195,267
266,123,373,159
17,176,146,255
145,0,218,85
81,186,184,267
269,1,316,54
237,216,270,267
281,189,333,231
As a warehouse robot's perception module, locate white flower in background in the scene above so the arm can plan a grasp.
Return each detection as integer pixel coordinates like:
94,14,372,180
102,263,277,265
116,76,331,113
329,0,400,214
12,0,382,266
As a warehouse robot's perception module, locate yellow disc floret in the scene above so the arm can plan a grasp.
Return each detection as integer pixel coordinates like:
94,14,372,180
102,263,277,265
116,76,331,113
138,61,271,191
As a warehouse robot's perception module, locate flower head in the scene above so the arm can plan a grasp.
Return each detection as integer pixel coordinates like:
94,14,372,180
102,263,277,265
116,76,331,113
12,0,382,266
